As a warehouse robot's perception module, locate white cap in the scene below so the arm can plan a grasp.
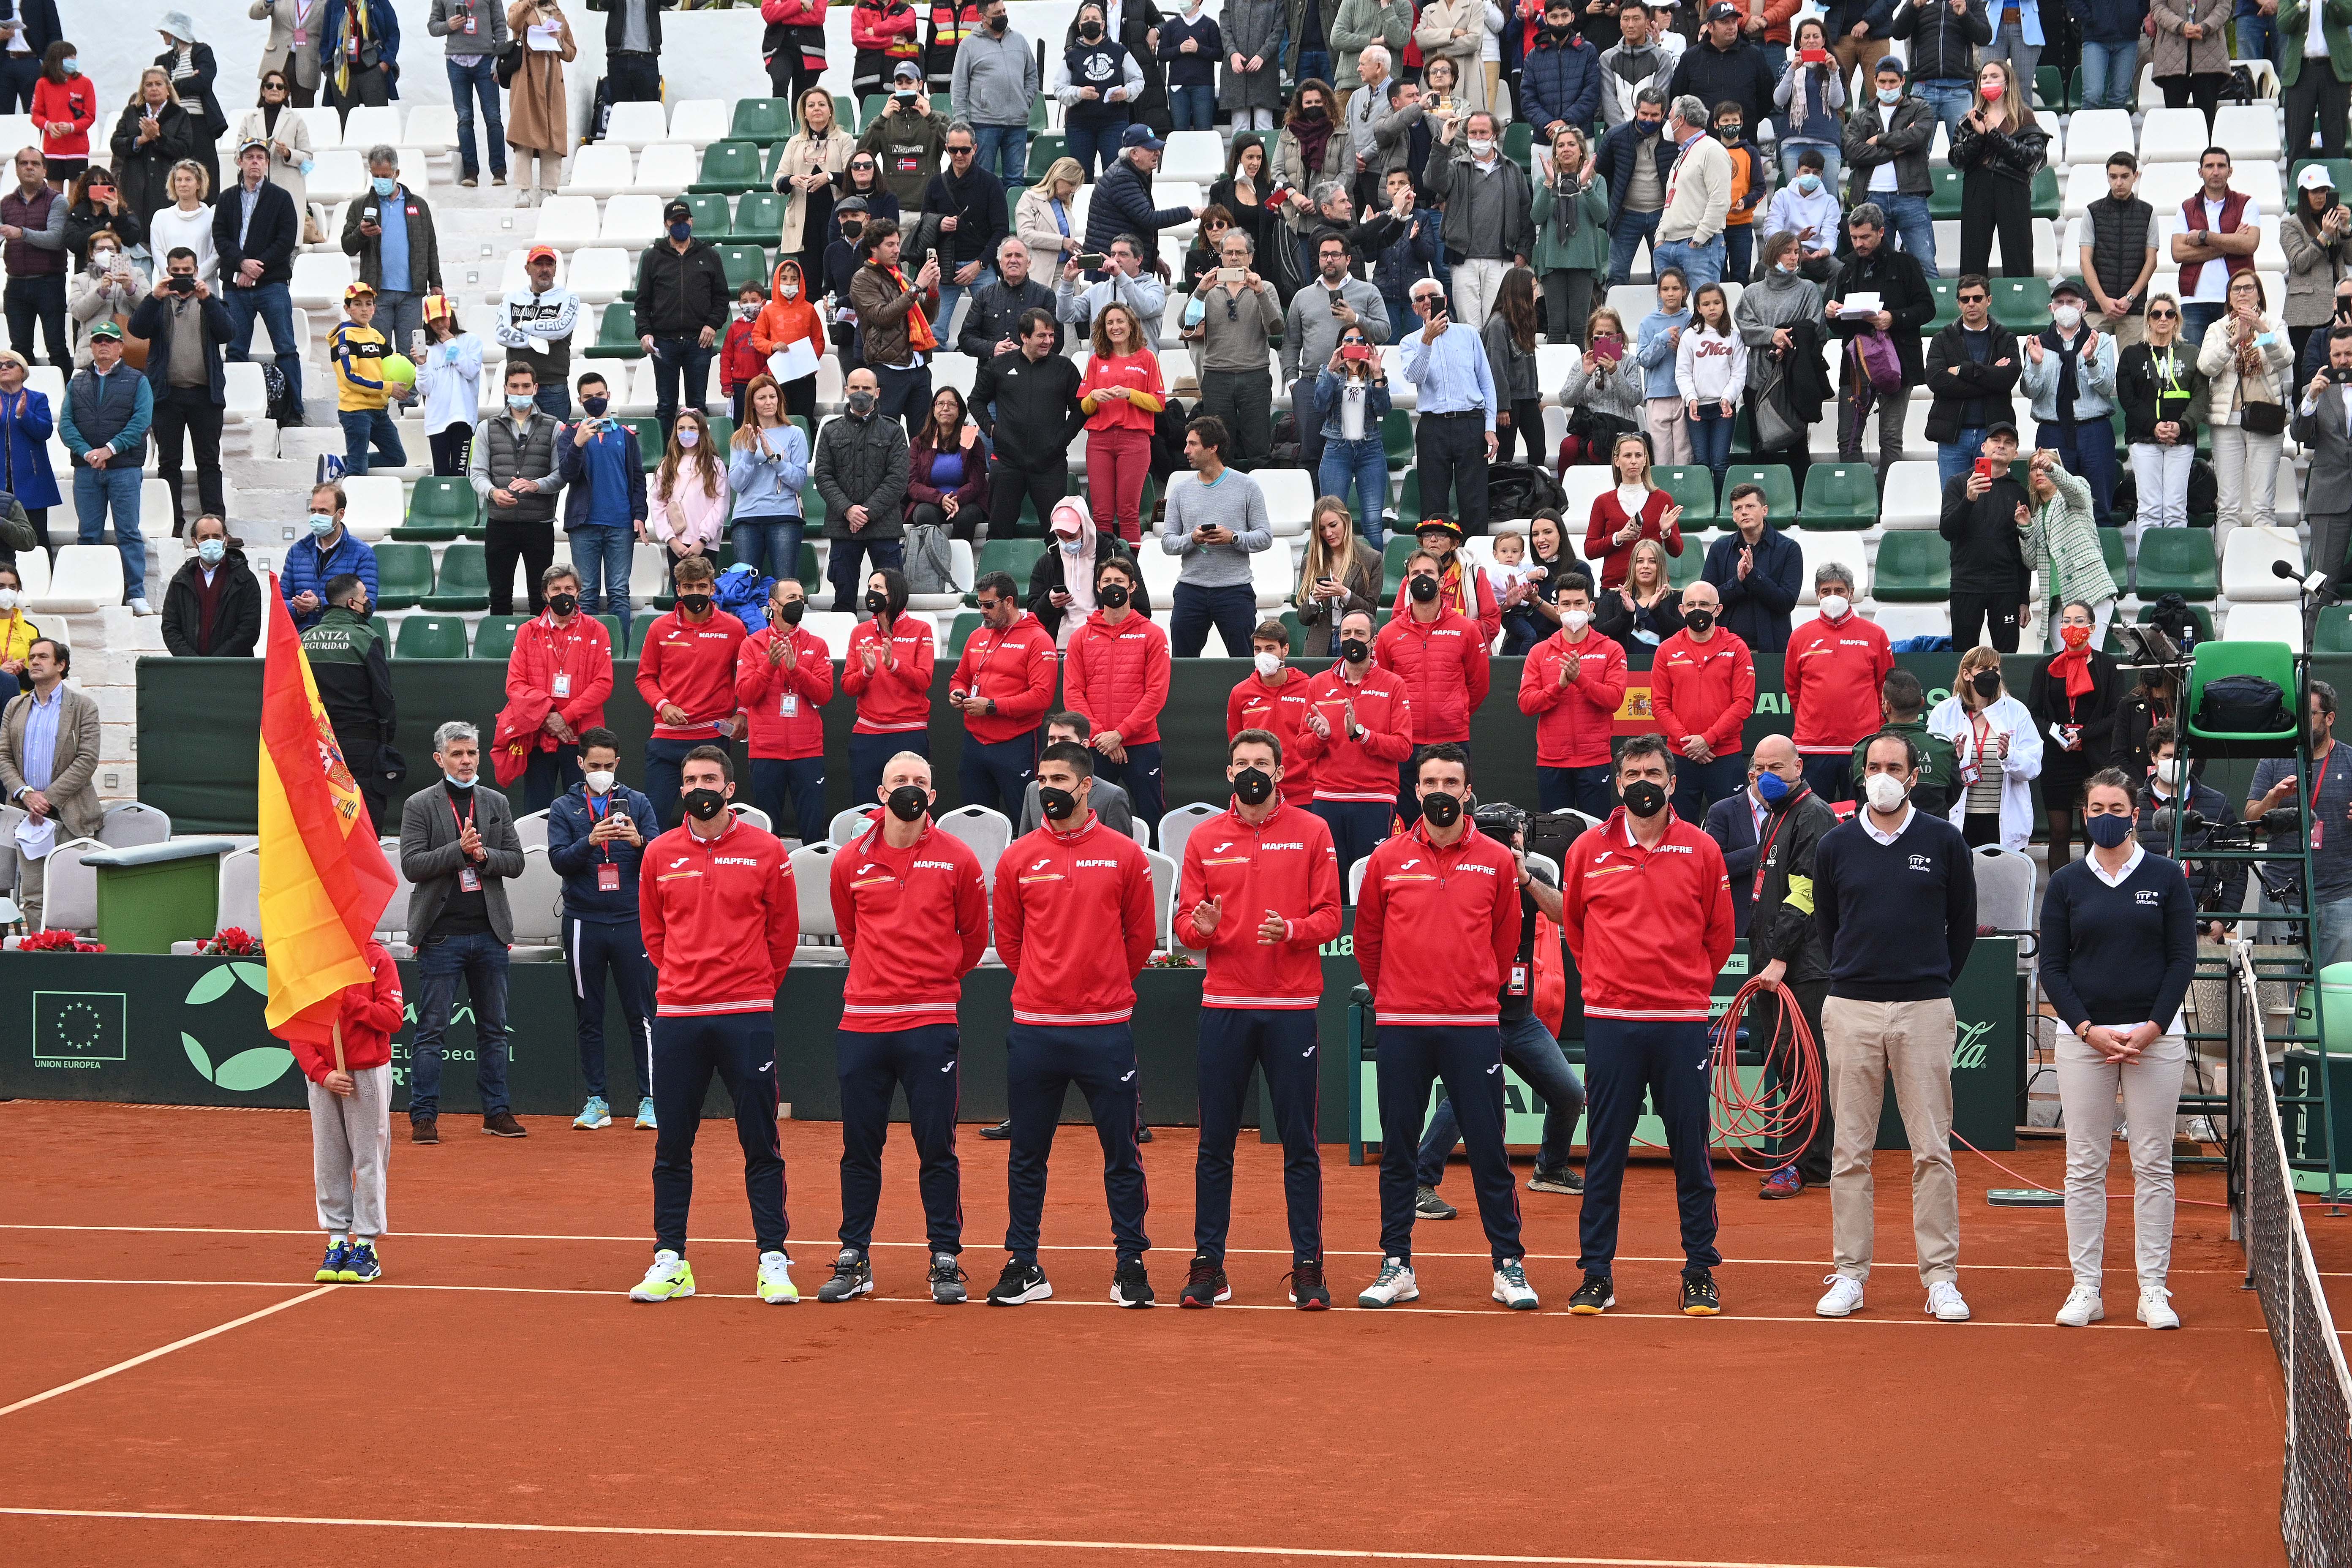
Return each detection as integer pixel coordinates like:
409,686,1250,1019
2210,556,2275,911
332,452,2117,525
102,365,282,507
2301,164,2337,193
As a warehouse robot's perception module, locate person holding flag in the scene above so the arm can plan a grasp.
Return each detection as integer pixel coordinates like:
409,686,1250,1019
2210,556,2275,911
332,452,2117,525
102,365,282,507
294,938,406,1284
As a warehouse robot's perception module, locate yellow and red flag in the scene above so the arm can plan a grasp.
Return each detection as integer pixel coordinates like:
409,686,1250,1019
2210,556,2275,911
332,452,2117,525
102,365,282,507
257,574,397,1046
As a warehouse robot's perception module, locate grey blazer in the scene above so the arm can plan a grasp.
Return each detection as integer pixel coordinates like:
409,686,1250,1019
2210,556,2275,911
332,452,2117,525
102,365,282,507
398,781,526,944
2292,381,2352,506
0,685,103,842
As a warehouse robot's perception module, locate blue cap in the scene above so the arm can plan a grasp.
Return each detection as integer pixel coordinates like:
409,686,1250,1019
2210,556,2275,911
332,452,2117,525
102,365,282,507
1121,123,1165,151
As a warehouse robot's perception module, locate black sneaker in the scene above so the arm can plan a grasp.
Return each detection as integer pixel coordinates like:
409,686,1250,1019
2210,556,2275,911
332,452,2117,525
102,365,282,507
1567,1272,1615,1315
816,1248,872,1302
1179,1253,1229,1307
1528,1165,1584,1194
1285,1258,1331,1309
928,1252,968,1304
1111,1257,1155,1307
986,1256,1051,1305
1136,1124,1154,1143
1415,1185,1458,1220
979,1118,1013,1140
1681,1269,1722,1316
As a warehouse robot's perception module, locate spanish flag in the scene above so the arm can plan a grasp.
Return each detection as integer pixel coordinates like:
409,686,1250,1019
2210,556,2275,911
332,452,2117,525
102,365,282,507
258,575,397,1047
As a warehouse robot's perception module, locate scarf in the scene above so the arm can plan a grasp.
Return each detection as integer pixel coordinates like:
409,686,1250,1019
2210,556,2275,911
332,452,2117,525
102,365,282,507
1551,166,1585,239
1292,115,1334,182
333,0,374,98
886,263,937,352
2049,643,2094,703
2041,325,2083,428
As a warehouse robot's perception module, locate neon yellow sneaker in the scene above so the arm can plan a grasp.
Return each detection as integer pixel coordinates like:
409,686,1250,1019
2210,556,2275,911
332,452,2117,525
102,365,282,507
757,1250,799,1304
629,1250,694,1302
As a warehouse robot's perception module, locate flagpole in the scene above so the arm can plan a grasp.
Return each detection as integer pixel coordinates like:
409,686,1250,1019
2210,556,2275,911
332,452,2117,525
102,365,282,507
333,1016,346,1075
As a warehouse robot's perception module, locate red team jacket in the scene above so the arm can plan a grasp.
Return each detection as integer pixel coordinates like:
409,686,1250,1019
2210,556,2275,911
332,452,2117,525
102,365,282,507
1517,626,1628,768
289,939,405,1083
830,818,991,1032
1285,663,1416,803
1064,609,1171,746
639,816,798,1016
1354,821,1524,1026
1387,555,1502,646
843,613,936,733
735,621,838,760
1225,668,1321,799
991,812,1160,1026
1558,808,1737,1021
635,608,750,740
1783,610,1893,756
505,611,615,756
1648,627,1758,757
1172,801,1343,1008
1374,607,1490,744
949,612,1059,746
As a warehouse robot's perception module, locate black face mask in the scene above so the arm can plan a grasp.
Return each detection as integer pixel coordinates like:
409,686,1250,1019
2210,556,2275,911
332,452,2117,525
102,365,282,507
988,11,1007,28
1408,574,1439,603
778,599,806,626
1972,669,2003,700
1622,779,1668,818
886,784,930,822
678,593,712,615
681,788,727,822
866,591,890,617
1080,21,1103,37
1233,767,1274,806
1038,784,1080,821
1099,583,1130,609
1683,608,1714,634
1420,790,1462,828
350,602,372,620
1340,636,1370,663
547,593,577,617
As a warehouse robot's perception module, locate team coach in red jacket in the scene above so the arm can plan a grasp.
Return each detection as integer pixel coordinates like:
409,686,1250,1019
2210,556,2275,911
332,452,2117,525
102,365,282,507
1558,732,1737,1319
948,569,1059,814
1353,743,1534,1311
628,746,800,1307
986,738,1162,1309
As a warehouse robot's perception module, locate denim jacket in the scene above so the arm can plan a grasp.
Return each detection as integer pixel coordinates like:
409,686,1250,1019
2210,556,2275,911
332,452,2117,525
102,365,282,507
1313,367,1394,443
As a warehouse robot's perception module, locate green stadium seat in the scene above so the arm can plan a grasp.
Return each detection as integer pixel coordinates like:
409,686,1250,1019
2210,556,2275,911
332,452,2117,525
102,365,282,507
2098,527,2128,589
734,191,788,245
946,610,983,655
419,541,491,611
393,614,470,658
2133,526,2219,600
1929,166,1963,220
690,139,766,193
705,415,738,451
1667,536,1706,590
827,93,857,131
1026,133,1068,181
975,539,1045,585
792,542,821,591
373,542,434,610
624,416,664,469
1721,464,1796,528
471,615,531,662
629,617,662,657
2318,605,2352,653
1277,607,1309,654
1654,465,1716,523
730,98,795,144
1729,401,1756,457
716,244,771,294
1382,535,1420,581
2034,63,2064,109
1925,277,1959,334
2186,639,2300,750
1029,94,1049,130
1797,463,1877,530
595,613,623,647
2030,165,2059,222
1988,276,2050,334
1872,532,1952,602
1397,469,1420,525
683,191,733,239
2293,160,2352,206
1383,407,1413,469
400,475,479,539
584,299,643,359
1503,120,1532,168
860,94,887,129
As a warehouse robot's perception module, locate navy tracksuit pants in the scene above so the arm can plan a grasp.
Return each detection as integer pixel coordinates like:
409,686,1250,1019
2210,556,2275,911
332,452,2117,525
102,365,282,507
1375,1024,1523,1265
1003,1021,1150,1265
1576,1017,1721,1277
836,1023,964,1255
751,756,828,847
651,1010,789,1257
1193,1008,1323,1264
849,730,928,805
959,729,1039,815
566,915,656,1105
1311,800,1393,901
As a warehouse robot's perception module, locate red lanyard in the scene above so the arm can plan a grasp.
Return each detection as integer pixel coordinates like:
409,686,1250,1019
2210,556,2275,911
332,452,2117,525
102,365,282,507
447,792,474,837
2311,742,2334,820
1751,798,1788,901
1970,711,1993,765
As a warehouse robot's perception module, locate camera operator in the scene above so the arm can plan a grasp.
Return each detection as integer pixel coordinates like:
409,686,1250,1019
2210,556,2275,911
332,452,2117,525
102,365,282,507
2134,721,2245,944
2246,681,2352,964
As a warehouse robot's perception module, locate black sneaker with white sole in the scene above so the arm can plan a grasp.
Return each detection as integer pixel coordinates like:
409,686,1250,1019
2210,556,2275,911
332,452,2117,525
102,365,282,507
1179,1253,1230,1307
986,1257,1052,1305
1415,1185,1458,1220
1111,1257,1155,1307
928,1252,968,1304
1527,1165,1584,1194
816,1248,872,1302
1567,1273,1615,1315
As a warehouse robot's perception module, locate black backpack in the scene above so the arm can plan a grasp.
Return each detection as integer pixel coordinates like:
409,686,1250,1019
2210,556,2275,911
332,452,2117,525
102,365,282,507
2196,674,2289,733
1485,462,1565,526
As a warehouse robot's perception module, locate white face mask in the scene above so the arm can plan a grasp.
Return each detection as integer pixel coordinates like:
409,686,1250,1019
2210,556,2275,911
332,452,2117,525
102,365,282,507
2156,757,2187,787
2052,303,2082,331
1818,593,1850,620
1863,771,1909,813
677,428,700,448
308,512,336,537
584,769,616,794
1562,608,1590,632
92,250,116,269
1254,651,1283,678
0,589,18,612
1467,137,1496,159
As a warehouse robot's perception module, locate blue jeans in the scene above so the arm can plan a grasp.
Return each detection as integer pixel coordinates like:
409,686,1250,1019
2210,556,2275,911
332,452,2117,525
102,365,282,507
1779,144,1842,189
1319,433,1388,545
565,915,653,1104
1690,399,1734,489
1607,208,1661,285
972,123,1028,188
339,408,404,476
1937,428,1987,490
730,514,804,584
2181,300,2224,347
1653,235,1724,288
1914,79,1976,133
650,339,714,435
534,384,572,422
1879,191,1939,279
447,55,509,179
752,755,829,846
408,929,512,1120
1169,83,1217,129
72,463,144,603
568,523,635,645
2235,0,2277,62
2078,41,2140,111
1170,580,1257,658
1064,114,1128,180
1293,49,1333,86
221,280,303,412
2036,419,2118,525
1416,1011,1587,1182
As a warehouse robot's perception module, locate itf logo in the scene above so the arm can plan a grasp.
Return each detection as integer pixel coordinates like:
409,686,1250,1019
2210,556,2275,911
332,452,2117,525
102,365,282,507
33,991,126,1070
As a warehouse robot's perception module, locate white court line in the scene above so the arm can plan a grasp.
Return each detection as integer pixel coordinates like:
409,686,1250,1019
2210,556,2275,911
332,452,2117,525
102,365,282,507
0,1277,2266,1332
0,1285,333,1419
0,1504,1884,1567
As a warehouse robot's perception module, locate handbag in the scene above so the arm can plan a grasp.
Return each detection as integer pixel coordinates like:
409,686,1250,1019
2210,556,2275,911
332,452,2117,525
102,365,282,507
495,39,526,87
1854,330,1905,395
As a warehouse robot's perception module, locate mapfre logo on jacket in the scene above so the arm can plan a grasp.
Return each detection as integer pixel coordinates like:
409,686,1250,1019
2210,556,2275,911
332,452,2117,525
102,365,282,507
639,819,797,1017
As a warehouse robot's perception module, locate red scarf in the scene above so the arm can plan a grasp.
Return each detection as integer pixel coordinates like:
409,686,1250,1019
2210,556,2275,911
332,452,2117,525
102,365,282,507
888,264,936,353
2049,644,2094,703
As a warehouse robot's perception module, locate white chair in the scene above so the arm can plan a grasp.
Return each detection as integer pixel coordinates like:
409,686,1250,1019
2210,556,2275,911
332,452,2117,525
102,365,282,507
340,475,405,541
1141,846,1178,949
307,148,368,205
668,99,729,151
1880,460,1945,528
1868,602,1952,643
2224,599,2306,648
1159,130,1226,183
728,803,774,831
828,806,880,847
604,101,672,152
1971,844,2039,943
628,542,671,605
800,610,860,659
220,845,264,935
340,106,404,151
790,842,842,946
535,195,604,251
294,106,343,150
616,358,662,415
1156,800,1221,868
2136,107,2208,164
2221,525,2302,600
371,838,409,941
508,847,564,949
31,545,122,614
1256,469,1317,536
1792,532,1870,604
223,362,269,423
565,142,637,198
97,803,172,849
1138,534,1184,608
2212,103,2281,163
404,105,458,156
1250,539,1297,610
601,194,665,250
2142,160,2205,214
289,250,354,311
2063,108,2136,165
1347,856,1369,903
513,809,550,850
9,548,46,598
931,353,979,398
1534,343,1582,406
632,142,699,198
934,804,1013,873
37,837,101,934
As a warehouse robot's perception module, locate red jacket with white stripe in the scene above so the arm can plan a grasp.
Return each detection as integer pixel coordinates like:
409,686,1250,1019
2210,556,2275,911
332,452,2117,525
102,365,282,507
1063,608,1171,746
288,940,405,1083
1225,668,1321,799
1374,607,1490,744
991,812,1159,1026
830,818,990,1032
842,613,935,733
950,612,1059,746
735,623,836,760
1557,808,1736,1022
1517,626,1627,767
1284,662,1416,804
1354,820,1523,1025
1783,610,1893,756
634,608,750,740
1172,800,1343,1009
505,611,614,754
1648,627,1758,756
638,816,798,1016
1387,553,1502,645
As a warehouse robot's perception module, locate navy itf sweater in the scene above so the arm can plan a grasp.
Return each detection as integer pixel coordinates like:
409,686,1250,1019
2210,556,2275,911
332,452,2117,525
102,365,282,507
2038,849,2197,1032
1812,808,1978,1002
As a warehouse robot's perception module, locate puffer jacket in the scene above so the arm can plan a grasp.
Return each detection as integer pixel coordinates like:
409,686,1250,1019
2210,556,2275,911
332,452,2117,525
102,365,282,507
1893,0,1993,73
1065,608,1171,745
1748,786,1837,986
1949,118,2049,188
1521,33,1602,133
812,409,910,537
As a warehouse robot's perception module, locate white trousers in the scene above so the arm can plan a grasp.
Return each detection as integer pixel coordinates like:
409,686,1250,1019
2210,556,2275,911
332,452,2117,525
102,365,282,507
1451,257,1510,335
2128,441,2193,531
2056,1031,2187,1290
2209,422,2283,551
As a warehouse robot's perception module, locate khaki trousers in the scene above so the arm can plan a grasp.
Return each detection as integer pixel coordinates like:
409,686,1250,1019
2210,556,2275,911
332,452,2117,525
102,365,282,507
1824,995,1960,1286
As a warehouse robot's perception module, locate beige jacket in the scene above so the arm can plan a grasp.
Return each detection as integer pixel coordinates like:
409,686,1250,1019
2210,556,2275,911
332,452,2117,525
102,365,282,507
0,685,105,843
234,107,313,210
1413,0,1490,111
775,128,855,253
1015,184,1084,270
248,0,326,90
1656,132,1733,248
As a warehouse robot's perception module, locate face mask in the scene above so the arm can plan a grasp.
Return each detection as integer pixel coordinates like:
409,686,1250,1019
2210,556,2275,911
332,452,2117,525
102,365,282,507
681,788,727,822
572,398,607,423
2086,811,2134,849
1877,86,1901,105
1233,767,1275,806
351,601,373,620
308,512,336,537
678,593,713,615
196,539,225,566
1340,636,1370,663
847,390,878,416
585,770,616,794
2156,757,2188,787
887,784,930,822
781,283,799,299
735,302,760,320
1863,771,1908,813
1562,608,1590,632
1971,669,2003,700
1409,574,1439,603
371,176,397,197
1467,137,1495,159
0,589,17,611
669,222,693,242
2059,623,2091,650
841,222,865,240
2053,304,2082,331
1717,125,1742,142
1254,651,1282,678
444,771,476,790
1982,80,2004,102
507,393,534,412
1080,20,1103,37
92,250,116,269
1684,608,1715,635
1038,784,1079,821
1182,297,1207,328
779,599,806,625
1755,768,1791,804
866,591,891,617
1777,259,1801,277
1795,173,1821,195
989,11,1008,28
548,593,577,617
1818,593,1849,620
60,57,74,73
677,428,700,449
1099,583,1131,610
1620,779,1665,818
1636,118,1661,137
1059,535,1083,555
1420,790,1462,828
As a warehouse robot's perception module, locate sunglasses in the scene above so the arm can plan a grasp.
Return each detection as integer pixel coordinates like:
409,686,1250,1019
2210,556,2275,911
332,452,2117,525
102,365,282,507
948,145,975,156
1957,294,1988,304
2147,309,2178,319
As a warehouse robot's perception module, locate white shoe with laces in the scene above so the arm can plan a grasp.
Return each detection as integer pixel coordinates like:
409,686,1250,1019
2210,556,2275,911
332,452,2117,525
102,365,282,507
1814,1274,1865,1317
2055,1284,2104,1326
1358,1256,1418,1307
2137,1285,2180,1329
1925,1280,1971,1321
130,598,153,616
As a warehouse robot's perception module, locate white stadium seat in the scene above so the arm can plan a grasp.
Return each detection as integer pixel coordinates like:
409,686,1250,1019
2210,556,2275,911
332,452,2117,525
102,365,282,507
289,250,354,310
32,545,122,615
2221,526,2303,600
2136,107,2208,164
1250,539,1298,610
602,194,666,250
223,362,268,422
535,195,603,251
308,148,367,205
2211,103,2280,163
632,143,699,197
799,611,860,659
565,142,636,198
2224,600,2305,648
1159,130,1226,184
1880,460,1945,529
1792,533,1870,605
668,99,729,150
568,247,634,305
792,844,841,940
603,101,672,152
341,476,405,541
2062,109,2134,165
340,106,403,151
404,105,458,155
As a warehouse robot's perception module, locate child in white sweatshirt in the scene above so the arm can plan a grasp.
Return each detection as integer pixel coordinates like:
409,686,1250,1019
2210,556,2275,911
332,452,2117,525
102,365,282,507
1675,281,1748,495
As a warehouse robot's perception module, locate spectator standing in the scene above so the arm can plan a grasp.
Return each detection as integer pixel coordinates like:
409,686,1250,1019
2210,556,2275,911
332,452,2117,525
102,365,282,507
1058,233,1170,348
975,308,1086,540
2170,147,2260,347
155,13,229,200
2153,0,2231,130
724,375,807,588
2282,0,2352,163
1745,734,1840,1199
1704,759,1766,935
427,0,509,189
601,0,673,105
1650,94,1736,289
161,514,260,658
416,295,482,478
1949,60,2045,280
341,147,441,350
65,169,144,268
144,162,217,287
1734,234,1826,493
2028,600,2123,867
504,0,575,203
1828,203,1934,475
1312,324,1392,539
1842,59,1937,273
470,362,568,615
1281,233,1390,487
1522,0,1604,142
1216,0,1282,132
329,280,415,476
775,90,853,285
1938,421,2034,649
849,219,944,431
109,69,196,233
0,634,96,928
126,246,231,539
1928,643,2043,849
1634,265,1695,460
920,121,1009,343
2294,329,2352,602
1483,267,1545,465
1161,415,1271,658
1583,430,1684,590
2283,169,2350,371
951,2,1036,185
817,367,914,609
1,147,65,370
1774,18,1847,186
1064,553,1171,824
1076,302,1166,546
504,564,614,810
321,0,402,124
842,566,935,799
1676,280,1745,494
865,61,949,203
1890,0,1991,131
1532,128,1608,347
1084,125,1203,261
556,371,646,641
1401,278,1499,533
1651,578,1756,818
2119,293,2200,531
647,410,731,605
633,554,750,825
251,0,326,108
498,246,578,422
547,729,659,1132
1599,89,1672,285
1428,111,1535,329
948,570,1057,813
1415,0,1492,112
1518,571,1626,814
213,139,303,424
735,575,834,846
2023,446,2118,648
1597,3,1677,131
33,46,95,193
1015,158,1085,276
1766,150,1843,281
1669,3,1779,127
1375,550,1490,810
635,200,732,441
924,0,986,93
1702,481,1803,653
1157,0,1224,131
1924,272,2022,487
750,260,826,427
851,0,923,99
2019,287,2124,524
57,320,150,611
1190,232,1283,471
68,233,145,373
1784,563,1891,801
2195,270,2294,542
280,480,379,632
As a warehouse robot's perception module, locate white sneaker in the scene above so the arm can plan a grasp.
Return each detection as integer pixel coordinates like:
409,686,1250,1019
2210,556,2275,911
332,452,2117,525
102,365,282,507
2137,1285,2180,1329
756,1250,799,1304
1815,1274,1866,1317
1490,1259,1538,1310
129,598,153,616
1358,1255,1419,1307
2055,1284,2104,1327
628,1249,694,1302
1926,1280,1971,1321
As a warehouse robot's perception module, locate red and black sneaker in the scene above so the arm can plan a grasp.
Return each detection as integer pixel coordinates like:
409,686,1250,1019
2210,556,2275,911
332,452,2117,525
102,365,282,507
1760,1165,1805,1200
1179,1253,1230,1308
1285,1258,1331,1310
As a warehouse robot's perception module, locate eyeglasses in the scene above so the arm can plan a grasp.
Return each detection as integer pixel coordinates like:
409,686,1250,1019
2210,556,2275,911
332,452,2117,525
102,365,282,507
2147,309,2178,320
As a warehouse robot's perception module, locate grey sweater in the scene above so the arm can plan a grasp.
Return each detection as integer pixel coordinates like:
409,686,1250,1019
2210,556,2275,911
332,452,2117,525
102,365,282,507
950,28,1038,127
426,0,511,57
1161,468,1273,588
1481,314,1540,403
1197,281,1284,373
1732,269,1827,392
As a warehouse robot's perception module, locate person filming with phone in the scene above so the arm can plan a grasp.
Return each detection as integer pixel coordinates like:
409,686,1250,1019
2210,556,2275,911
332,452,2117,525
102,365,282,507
1936,419,2032,652
1401,278,1499,534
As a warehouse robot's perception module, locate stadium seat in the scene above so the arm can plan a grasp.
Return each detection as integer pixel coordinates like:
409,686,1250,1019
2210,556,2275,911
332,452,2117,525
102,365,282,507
223,361,268,423
472,615,531,662
2186,638,2300,749
1250,539,1298,610
1870,532,1950,602
974,538,1045,593
1667,535,1707,589
1929,166,1963,220
1869,602,1952,643
373,543,434,610
404,105,457,156
1880,460,1945,528
586,301,644,360
308,147,367,204
934,805,1013,871
568,247,634,306
1987,277,2051,333
2132,526,2218,599
1654,464,1717,523
735,191,788,245
717,244,771,294
1381,535,1419,583
668,100,727,151
691,139,767,193
947,610,983,654
420,541,492,611
1158,801,1221,867
2136,107,2207,164
800,612,859,659
33,545,121,614
1026,133,1069,181
2099,527,2128,590
2031,166,2060,221
2221,526,2303,600
340,476,403,541
2224,601,2306,649
1722,464,1796,528
602,195,665,250
731,98,795,144
2317,604,2352,653
400,476,479,539
1797,463,1878,530
1160,131,1225,183
566,142,634,198
393,614,470,657
2061,108,2134,165
604,101,671,152
1383,408,1413,469
289,250,354,311
2211,104,2280,163
533,194,602,251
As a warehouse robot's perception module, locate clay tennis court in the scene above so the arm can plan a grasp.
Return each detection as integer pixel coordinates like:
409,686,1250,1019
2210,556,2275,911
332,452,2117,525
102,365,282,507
0,1100,2298,1568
